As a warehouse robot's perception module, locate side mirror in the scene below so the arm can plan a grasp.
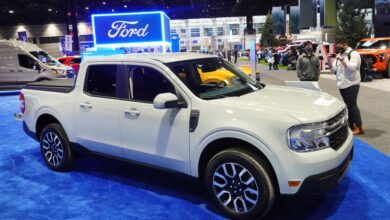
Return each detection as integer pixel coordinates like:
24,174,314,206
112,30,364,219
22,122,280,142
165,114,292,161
153,93,187,109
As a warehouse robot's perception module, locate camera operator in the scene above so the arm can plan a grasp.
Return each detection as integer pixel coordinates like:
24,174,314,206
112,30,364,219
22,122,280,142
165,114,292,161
327,40,365,135
296,41,320,81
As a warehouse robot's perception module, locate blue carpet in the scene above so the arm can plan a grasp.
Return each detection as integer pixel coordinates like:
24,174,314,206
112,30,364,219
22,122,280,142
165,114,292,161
0,95,389,219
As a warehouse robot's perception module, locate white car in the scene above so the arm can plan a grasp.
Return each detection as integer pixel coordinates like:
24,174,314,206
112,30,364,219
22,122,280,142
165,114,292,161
19,53,353,219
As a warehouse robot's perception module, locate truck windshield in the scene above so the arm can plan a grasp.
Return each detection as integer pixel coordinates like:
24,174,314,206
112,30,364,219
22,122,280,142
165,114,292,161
166,58,264,100
356,40,390,49
30,51,60,66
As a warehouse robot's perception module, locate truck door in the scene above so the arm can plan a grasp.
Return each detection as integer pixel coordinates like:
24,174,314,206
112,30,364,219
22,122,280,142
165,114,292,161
74,63,124,158
118,64,191,174
16,54,41,83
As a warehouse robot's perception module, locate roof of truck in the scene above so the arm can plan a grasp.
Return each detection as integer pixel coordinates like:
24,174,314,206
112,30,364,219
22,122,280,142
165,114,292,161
84,53,217,64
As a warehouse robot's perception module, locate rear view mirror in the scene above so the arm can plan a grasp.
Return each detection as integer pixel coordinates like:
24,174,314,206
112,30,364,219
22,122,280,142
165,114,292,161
153,93,187,109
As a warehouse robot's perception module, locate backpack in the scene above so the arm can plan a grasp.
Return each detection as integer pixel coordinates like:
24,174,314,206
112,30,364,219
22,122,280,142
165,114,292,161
348,50,372,82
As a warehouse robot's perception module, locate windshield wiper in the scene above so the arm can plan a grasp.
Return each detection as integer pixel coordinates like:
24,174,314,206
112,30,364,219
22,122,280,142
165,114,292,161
200,94,227,100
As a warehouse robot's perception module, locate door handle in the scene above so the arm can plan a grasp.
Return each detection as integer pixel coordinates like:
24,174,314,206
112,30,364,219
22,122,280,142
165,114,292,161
18,70,23,72
124,108,141,117
80,102,93,110
10,69,15,72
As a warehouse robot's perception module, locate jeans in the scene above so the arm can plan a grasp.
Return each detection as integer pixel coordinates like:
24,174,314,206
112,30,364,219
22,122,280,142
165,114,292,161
339,85,362,126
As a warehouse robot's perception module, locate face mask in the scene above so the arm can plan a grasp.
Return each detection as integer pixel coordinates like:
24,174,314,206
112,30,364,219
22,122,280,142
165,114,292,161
337,47,345,54
305,47,313,54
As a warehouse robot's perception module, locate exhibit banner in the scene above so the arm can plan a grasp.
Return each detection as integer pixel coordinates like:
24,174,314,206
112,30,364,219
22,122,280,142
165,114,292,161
272,7,285,35
92,11,171,48
17,31,27,42
375,0,390,37
65,35,73,51
290,6,300,34
171,34,180,52
299,0,316,29
320,0,337,27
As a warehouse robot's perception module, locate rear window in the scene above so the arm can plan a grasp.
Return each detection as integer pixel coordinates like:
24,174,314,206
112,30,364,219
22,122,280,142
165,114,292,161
84,65,117,98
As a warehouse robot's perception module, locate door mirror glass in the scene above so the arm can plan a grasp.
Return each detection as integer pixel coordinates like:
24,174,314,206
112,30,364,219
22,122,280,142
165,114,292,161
153,93,187,109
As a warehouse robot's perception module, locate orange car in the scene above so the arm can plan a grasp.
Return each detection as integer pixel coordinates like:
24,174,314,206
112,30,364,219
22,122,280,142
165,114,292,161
199,65,260,86
356,37,390,78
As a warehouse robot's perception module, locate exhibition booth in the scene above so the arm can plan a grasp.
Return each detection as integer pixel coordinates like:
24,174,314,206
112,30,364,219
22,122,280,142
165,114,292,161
0,1,389,219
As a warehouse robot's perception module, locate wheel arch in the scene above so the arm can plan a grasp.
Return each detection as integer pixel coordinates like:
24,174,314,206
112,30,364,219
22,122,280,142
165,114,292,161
197,137,279,193
35,114,61,139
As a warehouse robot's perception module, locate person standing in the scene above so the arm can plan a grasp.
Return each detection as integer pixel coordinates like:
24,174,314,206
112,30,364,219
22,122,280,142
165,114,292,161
328,40,365,135
227,50,232,62
233,49,238,64
296,41,320,81
272,49,279,70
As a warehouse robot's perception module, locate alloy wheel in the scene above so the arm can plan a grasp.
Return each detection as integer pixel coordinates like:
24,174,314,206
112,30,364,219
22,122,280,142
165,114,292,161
41,132,64,166
212,162,259,213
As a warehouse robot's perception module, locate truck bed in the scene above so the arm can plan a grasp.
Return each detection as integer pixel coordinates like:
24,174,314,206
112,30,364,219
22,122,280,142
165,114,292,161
24,79,75,93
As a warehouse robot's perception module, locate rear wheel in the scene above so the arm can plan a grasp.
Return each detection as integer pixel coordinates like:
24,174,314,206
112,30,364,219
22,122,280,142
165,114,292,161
205,148,276,219
39,123,73,171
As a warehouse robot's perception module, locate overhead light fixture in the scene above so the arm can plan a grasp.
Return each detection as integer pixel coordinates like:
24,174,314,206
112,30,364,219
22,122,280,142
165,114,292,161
102,1,106,5
9,10,14,14
124,5,127,8
111,9,115,12
85,6,89,10
48,8,52,12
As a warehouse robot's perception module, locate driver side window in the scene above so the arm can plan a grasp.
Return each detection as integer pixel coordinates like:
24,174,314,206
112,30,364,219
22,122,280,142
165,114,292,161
128,66,176,103
18,54,38,70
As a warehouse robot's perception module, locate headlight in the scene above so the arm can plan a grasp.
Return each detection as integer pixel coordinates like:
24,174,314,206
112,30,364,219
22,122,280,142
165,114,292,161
287,109,348,152
56,69,65,74
378,53,385,62
288,123,331,152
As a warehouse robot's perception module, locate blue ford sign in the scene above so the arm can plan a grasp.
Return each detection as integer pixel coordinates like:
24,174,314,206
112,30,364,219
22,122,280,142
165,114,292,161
92,11,171,48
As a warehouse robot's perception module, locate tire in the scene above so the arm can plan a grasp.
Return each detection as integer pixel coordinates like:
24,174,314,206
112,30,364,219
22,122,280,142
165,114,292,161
384,62,390,79
205,148,276,219
39,123,73,172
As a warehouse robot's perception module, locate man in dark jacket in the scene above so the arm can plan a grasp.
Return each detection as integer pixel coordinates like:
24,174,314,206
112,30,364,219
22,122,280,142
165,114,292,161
296,41,320,81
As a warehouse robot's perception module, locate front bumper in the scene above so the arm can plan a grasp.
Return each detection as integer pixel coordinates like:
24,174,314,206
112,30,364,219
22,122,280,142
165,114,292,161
295,145,353,195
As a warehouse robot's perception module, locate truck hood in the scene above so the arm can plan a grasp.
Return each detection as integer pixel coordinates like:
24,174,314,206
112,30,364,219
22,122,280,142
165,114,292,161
215,85,345,123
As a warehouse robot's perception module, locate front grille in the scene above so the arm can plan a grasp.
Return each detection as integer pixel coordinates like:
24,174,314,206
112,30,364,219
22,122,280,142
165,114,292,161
326,110,349,151
329,125,348,151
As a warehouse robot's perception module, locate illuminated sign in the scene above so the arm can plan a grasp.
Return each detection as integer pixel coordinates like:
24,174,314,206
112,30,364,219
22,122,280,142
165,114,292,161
92,11,171,48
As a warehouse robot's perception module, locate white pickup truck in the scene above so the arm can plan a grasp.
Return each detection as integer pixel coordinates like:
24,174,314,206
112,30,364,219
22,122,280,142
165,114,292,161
19,53,353,219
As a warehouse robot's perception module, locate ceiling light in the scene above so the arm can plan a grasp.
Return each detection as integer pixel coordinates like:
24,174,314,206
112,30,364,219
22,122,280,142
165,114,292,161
85,6,89,10
124,5,127,8
9,10,14,14
102,1,106,5
48,8,52,12
111,9,115,12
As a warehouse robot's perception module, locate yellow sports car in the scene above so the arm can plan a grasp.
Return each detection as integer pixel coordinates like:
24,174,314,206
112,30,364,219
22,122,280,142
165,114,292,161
199,65,259,86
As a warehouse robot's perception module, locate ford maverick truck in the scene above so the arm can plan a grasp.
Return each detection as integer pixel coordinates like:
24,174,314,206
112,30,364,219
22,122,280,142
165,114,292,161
19,53,353,219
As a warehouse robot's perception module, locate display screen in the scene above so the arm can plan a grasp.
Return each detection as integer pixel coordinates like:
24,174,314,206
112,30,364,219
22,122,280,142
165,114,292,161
92,11,170,47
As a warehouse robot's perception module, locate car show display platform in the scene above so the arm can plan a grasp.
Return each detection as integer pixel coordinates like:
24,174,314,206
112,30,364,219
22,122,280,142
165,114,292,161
0,95,389,219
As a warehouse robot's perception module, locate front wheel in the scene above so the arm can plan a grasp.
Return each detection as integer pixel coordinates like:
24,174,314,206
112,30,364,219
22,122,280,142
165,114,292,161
39,123,73,172
205,149,276,219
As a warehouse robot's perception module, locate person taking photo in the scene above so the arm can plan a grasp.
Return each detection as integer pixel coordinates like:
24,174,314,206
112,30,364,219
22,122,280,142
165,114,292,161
328,39,365,135
296,41,320,81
